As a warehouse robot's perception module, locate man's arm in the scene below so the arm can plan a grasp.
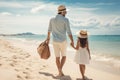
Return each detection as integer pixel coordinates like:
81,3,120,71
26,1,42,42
65,19,74,46
68,34,73,42
46,19,52,44
46,32,51,44
68,34,74,47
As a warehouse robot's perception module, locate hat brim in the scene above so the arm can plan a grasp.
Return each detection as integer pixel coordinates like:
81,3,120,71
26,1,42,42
76,31,87,38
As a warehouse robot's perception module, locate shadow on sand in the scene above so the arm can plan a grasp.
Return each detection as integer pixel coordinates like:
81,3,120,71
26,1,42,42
39,72,72,80
76,78,93,80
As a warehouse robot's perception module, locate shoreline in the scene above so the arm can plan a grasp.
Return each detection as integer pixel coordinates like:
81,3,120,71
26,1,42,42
0,37,120,80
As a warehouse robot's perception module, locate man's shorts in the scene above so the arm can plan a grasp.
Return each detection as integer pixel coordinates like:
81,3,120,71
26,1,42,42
53,40,67,57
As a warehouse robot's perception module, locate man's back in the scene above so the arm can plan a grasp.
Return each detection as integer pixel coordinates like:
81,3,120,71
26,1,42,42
48,14,72,42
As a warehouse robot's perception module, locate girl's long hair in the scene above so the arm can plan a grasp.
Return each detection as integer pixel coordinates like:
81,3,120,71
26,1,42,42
79,38,87,48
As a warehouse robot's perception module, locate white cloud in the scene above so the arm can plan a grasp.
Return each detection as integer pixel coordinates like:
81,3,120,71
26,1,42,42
0,1,24,8
70,17,100,29
0,14,51,34
87,18,100,27
0,12,12,16
31,5,46,13
102,17,120,28
75,7,98,11
16,14,21,17
95,3,115,6
111,17,120,26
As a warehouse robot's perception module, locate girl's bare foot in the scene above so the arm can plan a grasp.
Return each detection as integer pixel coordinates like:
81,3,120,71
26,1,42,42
82,76,85,80
82,76,88,80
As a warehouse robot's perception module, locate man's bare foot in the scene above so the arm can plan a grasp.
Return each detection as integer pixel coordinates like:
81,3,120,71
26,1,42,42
82,76,85,80
56,72,64,77
61,72,64,76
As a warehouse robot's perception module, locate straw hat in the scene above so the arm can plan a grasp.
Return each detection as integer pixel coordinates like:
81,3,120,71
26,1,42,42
76,30,88,38
58,5,66,13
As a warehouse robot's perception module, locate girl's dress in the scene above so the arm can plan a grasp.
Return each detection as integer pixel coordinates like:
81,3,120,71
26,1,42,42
74,47,90,64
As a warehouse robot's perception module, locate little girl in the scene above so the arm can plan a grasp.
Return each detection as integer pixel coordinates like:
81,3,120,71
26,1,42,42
71,30,91,80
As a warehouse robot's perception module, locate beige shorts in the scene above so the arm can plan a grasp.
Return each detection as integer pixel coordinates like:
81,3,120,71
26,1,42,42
53,40,67,57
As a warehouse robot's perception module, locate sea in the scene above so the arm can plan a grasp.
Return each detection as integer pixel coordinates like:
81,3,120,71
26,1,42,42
2,34,120,74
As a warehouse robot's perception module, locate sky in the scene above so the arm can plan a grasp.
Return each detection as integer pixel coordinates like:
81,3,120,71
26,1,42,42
0,0,120,35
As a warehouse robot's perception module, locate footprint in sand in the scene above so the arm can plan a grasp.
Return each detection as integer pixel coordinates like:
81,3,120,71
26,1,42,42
12,60,18,64
23,71,32,79
0,64,2,66
25,67,31,71
23,71,29,75
3,57,7,59
12,55,17,59
25,67,29,70
23,53,31,58
25,75,31,79
9,60,18,67
19,53,31,59
9,63,15,67
17,75,23,79
14,68,19,72
20,52,26,55
17,71,32,80
39,65,48,70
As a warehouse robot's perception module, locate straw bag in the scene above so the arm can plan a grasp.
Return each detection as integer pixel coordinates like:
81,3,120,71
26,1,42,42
37,41,50,59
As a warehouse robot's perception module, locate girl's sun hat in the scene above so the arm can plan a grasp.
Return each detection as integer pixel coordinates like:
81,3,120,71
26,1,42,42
76,30,88,38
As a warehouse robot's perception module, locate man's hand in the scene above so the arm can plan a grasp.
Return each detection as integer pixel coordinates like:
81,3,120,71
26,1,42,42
70,41,74,47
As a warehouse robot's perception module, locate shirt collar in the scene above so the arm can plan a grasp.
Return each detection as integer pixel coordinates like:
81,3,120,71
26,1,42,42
56,14,64,18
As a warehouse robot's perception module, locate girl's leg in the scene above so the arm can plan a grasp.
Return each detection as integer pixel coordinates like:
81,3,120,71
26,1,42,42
83,65,85,76
79,64,86,80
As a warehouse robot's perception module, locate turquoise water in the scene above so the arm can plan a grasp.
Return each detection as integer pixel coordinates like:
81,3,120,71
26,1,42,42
9,35,120,56
88,35,120,56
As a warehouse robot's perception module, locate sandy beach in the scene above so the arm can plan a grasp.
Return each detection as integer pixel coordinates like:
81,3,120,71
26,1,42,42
0,37,120,80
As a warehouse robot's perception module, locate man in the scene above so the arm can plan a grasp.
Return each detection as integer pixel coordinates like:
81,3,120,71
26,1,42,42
46,5,74,76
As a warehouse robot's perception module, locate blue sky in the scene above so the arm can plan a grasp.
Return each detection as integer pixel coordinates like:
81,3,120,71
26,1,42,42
0,0,120,35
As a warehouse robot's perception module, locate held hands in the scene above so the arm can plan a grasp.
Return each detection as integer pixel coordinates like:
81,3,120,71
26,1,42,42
45,38,50,44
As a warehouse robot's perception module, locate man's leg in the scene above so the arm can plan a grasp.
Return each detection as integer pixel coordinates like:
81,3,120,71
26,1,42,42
61,56,66,69
60,41,67,76
56,57,62,76
60,56,66,75
53,42,61,76
56,56,66,76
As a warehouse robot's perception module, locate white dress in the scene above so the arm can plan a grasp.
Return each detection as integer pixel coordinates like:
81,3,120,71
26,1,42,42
74,47,90,64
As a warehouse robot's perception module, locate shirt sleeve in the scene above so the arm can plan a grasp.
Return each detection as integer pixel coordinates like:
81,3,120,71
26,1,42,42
65,19,72,35
48,19,52,32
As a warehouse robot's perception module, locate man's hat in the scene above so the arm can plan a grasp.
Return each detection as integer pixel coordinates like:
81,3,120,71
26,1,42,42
58,5,66,13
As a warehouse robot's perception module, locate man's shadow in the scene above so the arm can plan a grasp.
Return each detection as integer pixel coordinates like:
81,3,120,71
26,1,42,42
76,78,93,80
39,72,72,80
